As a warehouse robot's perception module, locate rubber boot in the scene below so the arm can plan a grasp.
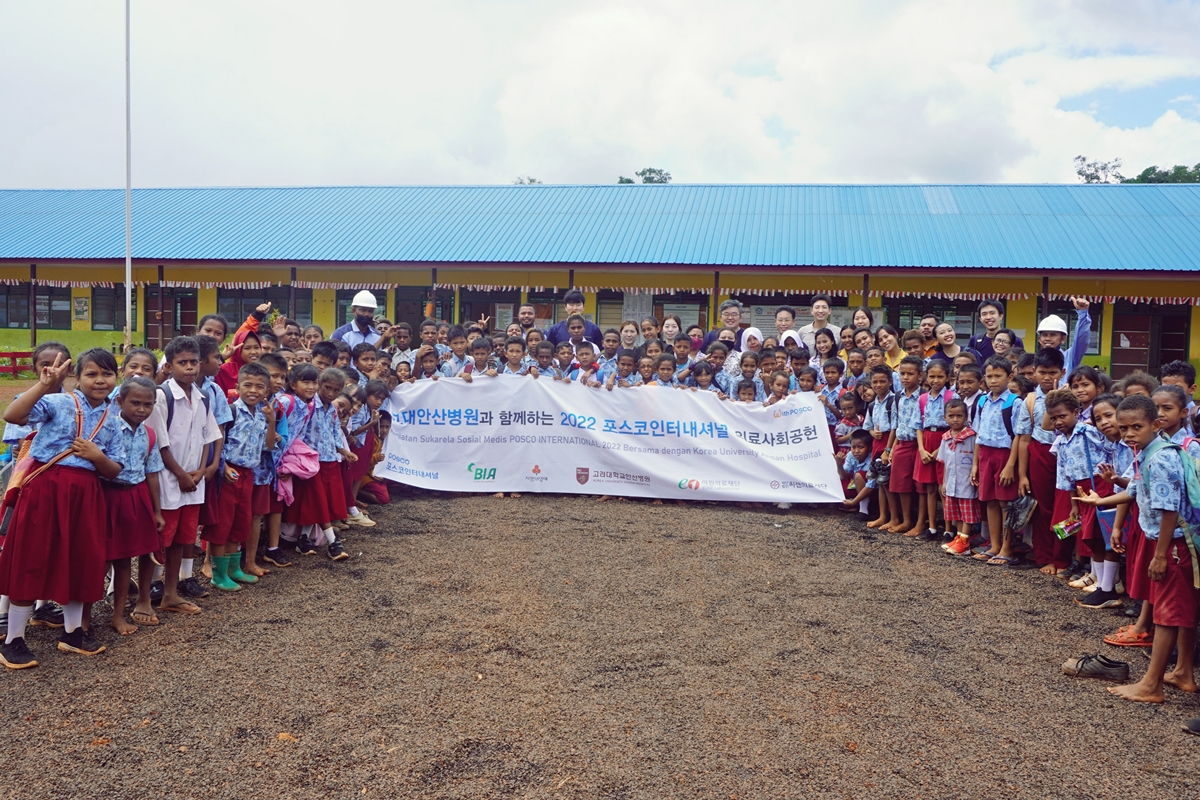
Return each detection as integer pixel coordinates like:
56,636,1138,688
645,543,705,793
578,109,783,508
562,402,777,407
226,550,258,585
209,554,241,592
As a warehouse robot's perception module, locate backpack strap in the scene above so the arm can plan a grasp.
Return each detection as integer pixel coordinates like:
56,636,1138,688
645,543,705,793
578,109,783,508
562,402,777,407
158,385,176,430
145,425,156,458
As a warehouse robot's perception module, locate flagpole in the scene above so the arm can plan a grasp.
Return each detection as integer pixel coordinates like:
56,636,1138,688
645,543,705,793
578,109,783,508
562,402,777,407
123,0,132,351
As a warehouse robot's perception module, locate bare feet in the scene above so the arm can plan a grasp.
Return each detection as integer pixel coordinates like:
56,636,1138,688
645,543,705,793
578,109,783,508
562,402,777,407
201,555,213,580
110,615,138,636
493,492,505,498
244,563,268,578
901,527,924,538
597,495,613,502
652,499,664,505
510,493,521,498
866,518,887,529
1107,682,1165,703
1039,563,1057,575
1165,671,1199,693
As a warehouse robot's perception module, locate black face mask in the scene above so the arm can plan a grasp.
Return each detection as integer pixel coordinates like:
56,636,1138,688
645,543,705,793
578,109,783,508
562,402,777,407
355,312,375,328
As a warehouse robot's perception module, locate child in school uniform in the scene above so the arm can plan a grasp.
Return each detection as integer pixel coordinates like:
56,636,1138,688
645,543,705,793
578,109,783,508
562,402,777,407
104,376,166,635
837,429,876,516
189,334,231,599
834,392,864,454
605,351,643,390
938,399,980,555
884,355,924,535
650,355,680,387
1015,348,1069,575
914,359,953,542
344,381,388,527
865,365,898,531
148,337,223,616
351,343,378,385
1079,394,1198,705
971,355,1029,565
0,349,127,668
817,359,844,444
254,353,291,571
201,362,275,592
282,367,356,561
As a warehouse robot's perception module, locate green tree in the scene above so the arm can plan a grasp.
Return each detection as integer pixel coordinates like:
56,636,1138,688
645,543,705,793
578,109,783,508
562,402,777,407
1074,155,1124,184
1121,163,1200,183
512,176,542,185
617,176,635,184
635,167,672,184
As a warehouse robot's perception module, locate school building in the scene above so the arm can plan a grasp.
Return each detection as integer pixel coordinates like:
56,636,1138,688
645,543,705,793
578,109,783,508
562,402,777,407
1,183,1199,377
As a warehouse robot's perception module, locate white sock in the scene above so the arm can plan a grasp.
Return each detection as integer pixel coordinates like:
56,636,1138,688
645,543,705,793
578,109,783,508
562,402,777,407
280,523,299,543
1099,560,1117,592
323,527,337,545
105,564,115,594
348,505,360,516
152,564,165,582
62,601,84,633
0,595,9,615
6,604,32,644
858,499,869,514
180,558,195,581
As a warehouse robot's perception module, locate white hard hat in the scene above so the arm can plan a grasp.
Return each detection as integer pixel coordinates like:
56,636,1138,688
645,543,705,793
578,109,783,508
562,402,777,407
1037,314,1067,334
351,290,378,309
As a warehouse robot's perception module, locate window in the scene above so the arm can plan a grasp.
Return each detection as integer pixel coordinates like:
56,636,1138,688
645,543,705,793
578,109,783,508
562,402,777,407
881,298,981,347
728,292,847,332
92,285,137,331
218,287,312,327
0,284,69,329
1036,301,1102,356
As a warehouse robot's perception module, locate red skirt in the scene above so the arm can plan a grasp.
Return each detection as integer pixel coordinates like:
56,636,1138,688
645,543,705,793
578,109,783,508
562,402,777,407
1126,502,1150,601
1075,477,1113,559
0,464,107,604
251,482,283,516
199,466,222,526
1028,440,1063,568
282,461,348,526
889,439,919,494
103,481,160,561
913,429,945,487
347,430,376,483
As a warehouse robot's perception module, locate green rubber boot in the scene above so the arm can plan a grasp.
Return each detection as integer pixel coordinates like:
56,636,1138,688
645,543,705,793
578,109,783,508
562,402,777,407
226,550,258,585
210,554,242,592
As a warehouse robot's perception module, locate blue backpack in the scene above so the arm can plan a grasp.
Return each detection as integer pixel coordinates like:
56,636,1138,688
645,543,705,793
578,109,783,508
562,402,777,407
1140,435,1200,588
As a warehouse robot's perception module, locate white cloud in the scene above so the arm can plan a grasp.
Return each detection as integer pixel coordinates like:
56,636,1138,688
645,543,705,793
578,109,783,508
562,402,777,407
1,0,1198,188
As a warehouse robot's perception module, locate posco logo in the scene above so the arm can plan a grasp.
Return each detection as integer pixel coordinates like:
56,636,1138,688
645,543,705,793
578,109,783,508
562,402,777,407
677,479,701,490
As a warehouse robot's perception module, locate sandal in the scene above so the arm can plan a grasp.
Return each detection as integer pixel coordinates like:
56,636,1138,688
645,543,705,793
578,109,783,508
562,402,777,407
130,609,159,626
972,551,998,561
987,555,1019,566
1104,628,1153,647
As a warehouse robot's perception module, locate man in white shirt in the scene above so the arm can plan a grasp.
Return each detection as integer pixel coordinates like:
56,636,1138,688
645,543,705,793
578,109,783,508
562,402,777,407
797,296,833,350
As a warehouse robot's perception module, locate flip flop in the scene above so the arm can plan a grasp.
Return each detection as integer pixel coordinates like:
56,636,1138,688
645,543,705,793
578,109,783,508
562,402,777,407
130,610,159,626
987,555,1019,566
972,551,997,561
159,601,202,616
1104,628,1153,647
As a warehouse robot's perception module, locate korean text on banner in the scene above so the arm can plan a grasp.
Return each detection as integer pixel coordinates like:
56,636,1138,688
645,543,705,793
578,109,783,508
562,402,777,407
377,378,843,503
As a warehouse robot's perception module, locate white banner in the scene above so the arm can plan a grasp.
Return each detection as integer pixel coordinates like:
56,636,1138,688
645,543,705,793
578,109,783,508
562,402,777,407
377,378,843,503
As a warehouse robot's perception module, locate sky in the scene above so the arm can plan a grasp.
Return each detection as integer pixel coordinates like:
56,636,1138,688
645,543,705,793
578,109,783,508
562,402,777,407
2,0,1199,189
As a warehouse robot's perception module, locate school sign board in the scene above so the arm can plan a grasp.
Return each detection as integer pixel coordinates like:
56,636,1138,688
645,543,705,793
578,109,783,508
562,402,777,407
378,378,843,503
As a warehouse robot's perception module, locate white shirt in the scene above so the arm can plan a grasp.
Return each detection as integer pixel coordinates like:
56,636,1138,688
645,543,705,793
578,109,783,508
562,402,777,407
146,378,222,510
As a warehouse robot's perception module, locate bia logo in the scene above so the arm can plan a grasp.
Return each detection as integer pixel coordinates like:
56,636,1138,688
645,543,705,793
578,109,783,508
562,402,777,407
677,479,701,490
466,462,497,481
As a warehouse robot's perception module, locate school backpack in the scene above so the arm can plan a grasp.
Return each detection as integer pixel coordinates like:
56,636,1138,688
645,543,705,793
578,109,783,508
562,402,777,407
1141,435,1200,588
157,383,211,430
976,391,1017,438
918,389,955,426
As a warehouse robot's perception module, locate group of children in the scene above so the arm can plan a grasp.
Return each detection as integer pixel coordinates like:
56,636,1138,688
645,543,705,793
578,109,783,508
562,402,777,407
0,307,396,670
829,342,1200,724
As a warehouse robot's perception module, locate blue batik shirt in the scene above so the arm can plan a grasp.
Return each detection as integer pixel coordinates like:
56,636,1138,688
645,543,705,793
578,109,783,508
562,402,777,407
348,402,371,447
253,393,287,486
651,375,679,388
1128,442,1188,540
25,389,126,471
201,376,233,426
610,372,643,388
894,388,921,441
439,353,472,378
734,375,765,401
975,391,1021,449
1013,387,1056,446
865,394,897,433
594,353,618,376
110,417,164,485
819,384,841,426
921,390,952,430
301,395,345,462
842,450,875,489
223,399,268,469
1053,423,1113,491
502,363,531,376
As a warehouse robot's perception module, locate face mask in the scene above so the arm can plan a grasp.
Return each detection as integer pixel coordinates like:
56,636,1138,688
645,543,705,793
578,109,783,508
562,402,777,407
355,312,375,327
690,336,703,349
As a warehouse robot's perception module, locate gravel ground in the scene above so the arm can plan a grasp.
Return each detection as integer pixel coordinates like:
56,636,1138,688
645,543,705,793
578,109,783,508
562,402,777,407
2,494,1198,799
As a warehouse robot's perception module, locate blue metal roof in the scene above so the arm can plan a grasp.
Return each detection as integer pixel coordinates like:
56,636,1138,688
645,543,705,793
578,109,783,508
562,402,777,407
1,184,1199,271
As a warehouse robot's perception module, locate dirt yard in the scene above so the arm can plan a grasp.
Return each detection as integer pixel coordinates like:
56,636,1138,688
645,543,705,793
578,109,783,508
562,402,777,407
1,494,1197,799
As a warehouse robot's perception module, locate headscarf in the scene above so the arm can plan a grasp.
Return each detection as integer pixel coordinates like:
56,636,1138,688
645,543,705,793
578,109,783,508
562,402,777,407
780,330,802,350
742,327,764,353
215,329,259,394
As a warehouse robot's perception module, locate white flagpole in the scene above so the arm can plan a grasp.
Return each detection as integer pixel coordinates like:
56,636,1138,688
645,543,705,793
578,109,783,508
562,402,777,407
123,0,132,351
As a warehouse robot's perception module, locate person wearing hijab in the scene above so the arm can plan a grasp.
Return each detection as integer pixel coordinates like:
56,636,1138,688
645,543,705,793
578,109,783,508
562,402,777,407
215,329,262,395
